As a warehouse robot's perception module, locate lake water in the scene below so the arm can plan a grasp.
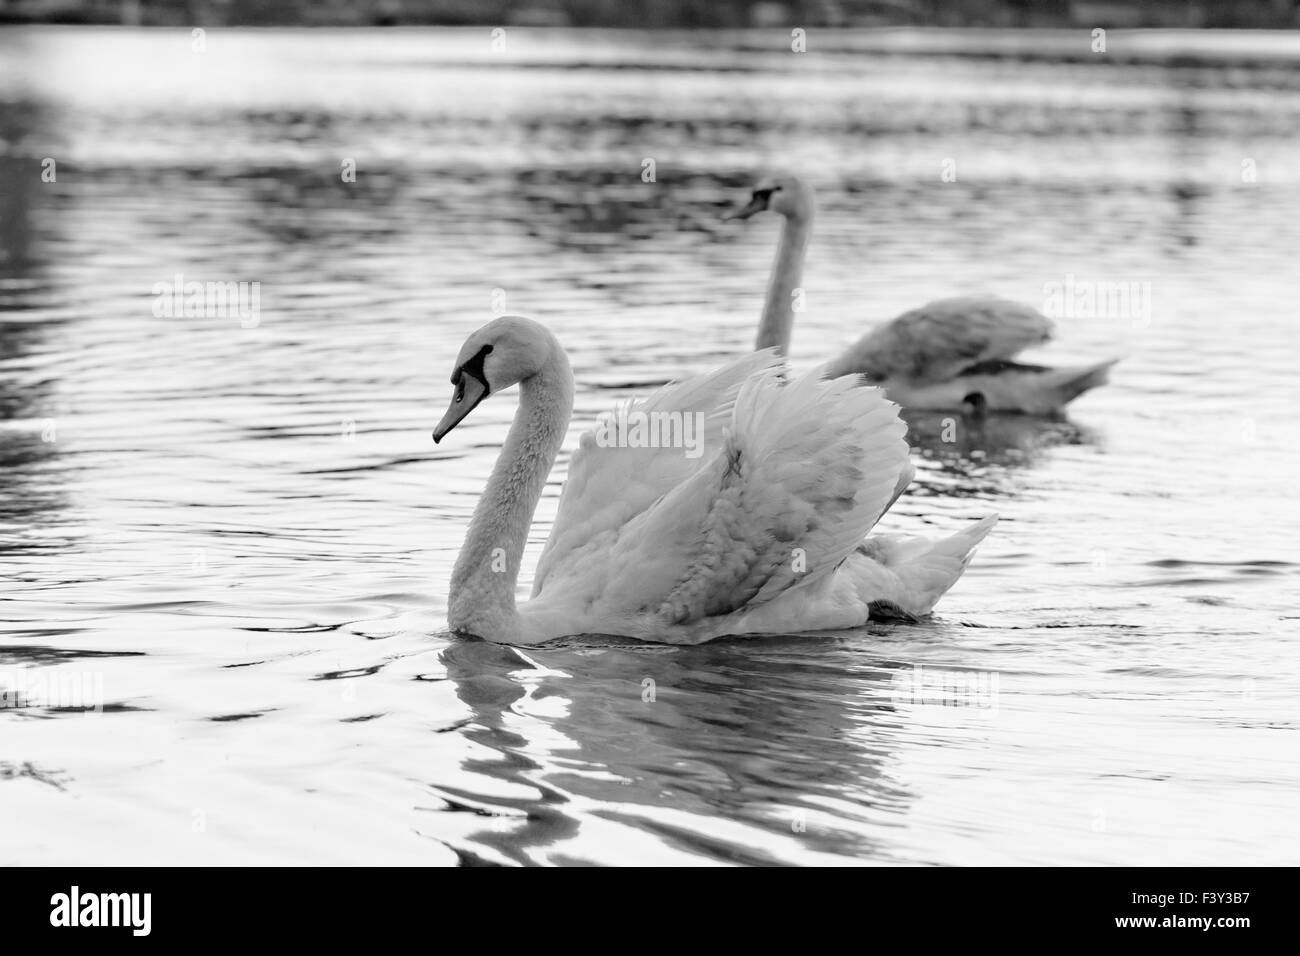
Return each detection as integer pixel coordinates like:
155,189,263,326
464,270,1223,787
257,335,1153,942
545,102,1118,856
2,26,1298,866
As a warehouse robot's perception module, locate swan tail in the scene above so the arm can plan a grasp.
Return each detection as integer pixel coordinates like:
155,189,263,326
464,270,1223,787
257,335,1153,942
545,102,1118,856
856,514,998,618
896,357,1118,413
1043,358,1117,408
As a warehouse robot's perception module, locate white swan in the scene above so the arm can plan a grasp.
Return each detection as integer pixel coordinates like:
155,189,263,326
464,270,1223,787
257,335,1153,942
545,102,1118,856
725,175,1117,414
432,315,997,645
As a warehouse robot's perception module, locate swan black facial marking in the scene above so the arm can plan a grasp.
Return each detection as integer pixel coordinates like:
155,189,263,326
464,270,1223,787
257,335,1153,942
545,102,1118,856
454,343,494,397
449,343,494,419
434,343,495,443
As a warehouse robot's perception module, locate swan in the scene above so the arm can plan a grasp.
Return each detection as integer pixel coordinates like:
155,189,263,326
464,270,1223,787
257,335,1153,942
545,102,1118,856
432,315,997,645
725,175,1117,414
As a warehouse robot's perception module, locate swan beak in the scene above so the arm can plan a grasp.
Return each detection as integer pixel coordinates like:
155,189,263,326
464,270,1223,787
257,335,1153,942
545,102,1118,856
723,196,766,221
432,375,488,443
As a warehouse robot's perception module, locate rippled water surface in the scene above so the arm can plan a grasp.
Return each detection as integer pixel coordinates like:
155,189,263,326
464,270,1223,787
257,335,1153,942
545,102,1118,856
2,27,1298,865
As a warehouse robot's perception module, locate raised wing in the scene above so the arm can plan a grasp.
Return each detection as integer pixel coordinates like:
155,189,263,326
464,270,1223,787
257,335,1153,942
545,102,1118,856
536,367,910,624
824,296,1053,384
531,348,783,596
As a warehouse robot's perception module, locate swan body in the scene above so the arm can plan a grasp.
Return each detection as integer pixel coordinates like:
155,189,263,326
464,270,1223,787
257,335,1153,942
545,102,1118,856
727,175,1116,413
434,315,996,645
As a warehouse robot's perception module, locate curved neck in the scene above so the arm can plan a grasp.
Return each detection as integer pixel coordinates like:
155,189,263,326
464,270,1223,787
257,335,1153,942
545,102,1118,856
448,352,573,639
754,211,811,354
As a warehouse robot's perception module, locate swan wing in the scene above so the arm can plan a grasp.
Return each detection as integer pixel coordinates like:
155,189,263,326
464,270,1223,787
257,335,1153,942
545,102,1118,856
539,368,909,625
531,348,783,596
828,296,1053,384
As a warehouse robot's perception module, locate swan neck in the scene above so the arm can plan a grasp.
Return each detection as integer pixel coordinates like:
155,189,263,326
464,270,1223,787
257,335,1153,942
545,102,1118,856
448,352,573,638
754,211,811,354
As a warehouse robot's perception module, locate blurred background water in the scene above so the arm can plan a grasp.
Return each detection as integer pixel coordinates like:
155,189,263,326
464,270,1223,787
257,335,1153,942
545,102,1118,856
1,26,1298,865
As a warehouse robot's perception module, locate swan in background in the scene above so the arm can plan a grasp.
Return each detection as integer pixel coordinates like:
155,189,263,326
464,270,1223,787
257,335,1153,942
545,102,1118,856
432,315,997,645
725,175,1117,414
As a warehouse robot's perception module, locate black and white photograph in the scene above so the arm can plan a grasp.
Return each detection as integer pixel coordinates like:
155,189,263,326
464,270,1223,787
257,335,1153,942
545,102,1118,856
0,0,1296,898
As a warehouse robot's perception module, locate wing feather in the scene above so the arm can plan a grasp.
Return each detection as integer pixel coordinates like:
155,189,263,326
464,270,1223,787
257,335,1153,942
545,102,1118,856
826,296,1053,384
609,369,910,624
531,348,783,596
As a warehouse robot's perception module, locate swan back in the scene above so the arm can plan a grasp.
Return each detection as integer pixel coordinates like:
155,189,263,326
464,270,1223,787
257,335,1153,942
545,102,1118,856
825,296,1053,383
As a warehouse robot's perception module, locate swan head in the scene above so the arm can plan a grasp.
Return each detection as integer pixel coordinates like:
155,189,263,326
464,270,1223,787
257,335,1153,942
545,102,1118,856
724,174,814,223
432,315,557,443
